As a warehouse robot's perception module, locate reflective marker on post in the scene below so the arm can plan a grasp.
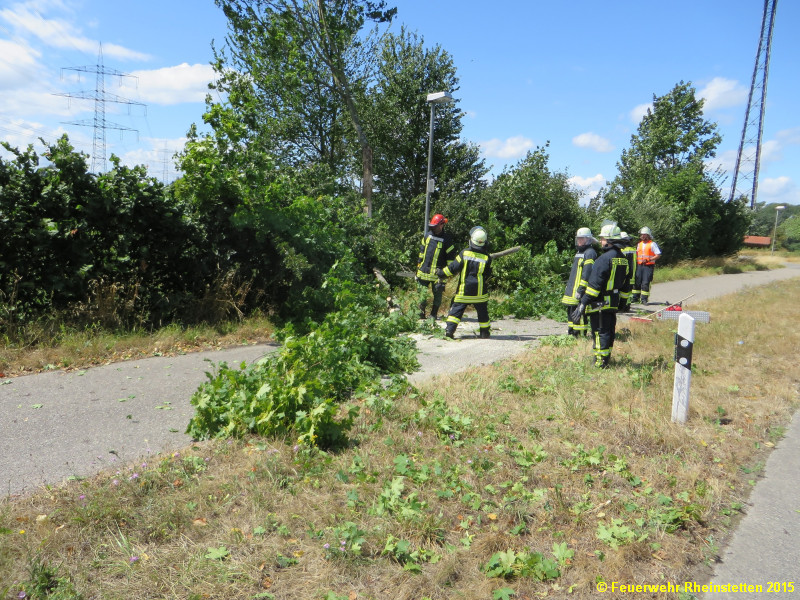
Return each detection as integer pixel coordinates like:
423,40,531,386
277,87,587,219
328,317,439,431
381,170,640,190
672,313,695,424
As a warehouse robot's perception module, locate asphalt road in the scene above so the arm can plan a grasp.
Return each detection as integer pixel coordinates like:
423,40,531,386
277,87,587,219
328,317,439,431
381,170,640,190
1,262,799,590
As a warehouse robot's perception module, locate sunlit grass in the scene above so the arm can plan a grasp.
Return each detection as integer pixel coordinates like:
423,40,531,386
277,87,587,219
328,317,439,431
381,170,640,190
2,279,798,598
0,312,275,375
655,254,774,283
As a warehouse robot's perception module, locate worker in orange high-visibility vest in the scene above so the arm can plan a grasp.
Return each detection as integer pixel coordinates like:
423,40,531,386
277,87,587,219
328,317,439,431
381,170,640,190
631,226,661,304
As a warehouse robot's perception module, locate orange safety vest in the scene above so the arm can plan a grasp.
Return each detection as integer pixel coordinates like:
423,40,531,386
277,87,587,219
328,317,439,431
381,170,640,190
637,241,657,266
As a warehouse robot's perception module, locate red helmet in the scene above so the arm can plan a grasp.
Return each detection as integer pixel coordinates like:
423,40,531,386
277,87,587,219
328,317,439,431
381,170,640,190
429,214,447,226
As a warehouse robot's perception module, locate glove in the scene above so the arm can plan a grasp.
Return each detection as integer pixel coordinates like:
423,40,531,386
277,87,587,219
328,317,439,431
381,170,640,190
434,281,445,293
570,303,585,322
435,268,446,279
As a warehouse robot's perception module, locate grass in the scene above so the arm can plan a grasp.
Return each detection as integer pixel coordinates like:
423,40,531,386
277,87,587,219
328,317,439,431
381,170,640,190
2,277,799,599
0,313,275,377
654,253,774,283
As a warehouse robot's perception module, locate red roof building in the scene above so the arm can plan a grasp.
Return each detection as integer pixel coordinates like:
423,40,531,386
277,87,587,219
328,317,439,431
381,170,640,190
743,236,771,248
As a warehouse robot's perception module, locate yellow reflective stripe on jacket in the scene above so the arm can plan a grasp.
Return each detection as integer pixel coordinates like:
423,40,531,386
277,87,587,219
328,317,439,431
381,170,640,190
454,293,489,303
416,234,449,280
461,251,488,300
606,258,628,290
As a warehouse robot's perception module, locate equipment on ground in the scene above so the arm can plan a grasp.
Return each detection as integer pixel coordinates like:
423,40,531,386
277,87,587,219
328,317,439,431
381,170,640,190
628,294,710,324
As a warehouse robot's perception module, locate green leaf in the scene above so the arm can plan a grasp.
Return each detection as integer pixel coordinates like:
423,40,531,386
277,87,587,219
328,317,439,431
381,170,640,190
204,545,230,560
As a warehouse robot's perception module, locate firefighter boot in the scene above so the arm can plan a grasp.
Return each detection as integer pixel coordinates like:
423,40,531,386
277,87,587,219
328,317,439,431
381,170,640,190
595,355,610,369
479,327,490,339
430,304,440,321
445,324,456,339
640,293,649,305
630,294,640,304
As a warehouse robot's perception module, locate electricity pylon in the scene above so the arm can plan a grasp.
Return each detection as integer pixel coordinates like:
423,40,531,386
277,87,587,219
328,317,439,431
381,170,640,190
728,0,778,209
56,44,146,173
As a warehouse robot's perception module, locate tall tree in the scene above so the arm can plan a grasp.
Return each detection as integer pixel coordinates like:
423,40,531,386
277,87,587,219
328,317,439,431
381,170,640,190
363,28,487,241
213,0,396,215
600,81,749,259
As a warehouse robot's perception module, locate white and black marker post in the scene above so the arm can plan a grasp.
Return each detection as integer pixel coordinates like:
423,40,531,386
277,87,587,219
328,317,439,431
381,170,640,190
671,313,695,424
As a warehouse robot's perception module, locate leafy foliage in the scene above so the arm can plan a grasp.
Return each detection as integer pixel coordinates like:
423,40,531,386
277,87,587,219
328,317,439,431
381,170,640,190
482,547,563,581
0,137,204,328
598,82,750,260
186,272,418,449
489,242,571,320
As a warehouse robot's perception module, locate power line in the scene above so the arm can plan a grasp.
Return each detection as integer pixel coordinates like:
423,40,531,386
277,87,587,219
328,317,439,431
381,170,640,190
54,43,146,173
728,0,779,210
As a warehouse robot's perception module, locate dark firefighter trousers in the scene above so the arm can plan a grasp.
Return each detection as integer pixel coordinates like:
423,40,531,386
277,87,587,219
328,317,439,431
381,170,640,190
634,264,655,302
589,309,617,367
445,301,490,337
417,278,444,318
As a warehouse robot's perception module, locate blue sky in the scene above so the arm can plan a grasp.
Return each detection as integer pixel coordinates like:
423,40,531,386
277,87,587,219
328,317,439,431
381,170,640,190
1,0,798,205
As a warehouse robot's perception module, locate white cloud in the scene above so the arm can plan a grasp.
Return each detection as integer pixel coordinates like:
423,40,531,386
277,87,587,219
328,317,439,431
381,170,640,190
572,132,613,153
0,117,81,153
759,176,793,196
0,38,42,89
568,173,605,199
759,176,800,205
119,63,216,105
0,3,150,61
776,127,800,147
480,135,534,159
698,77,748,112
629,103,651,124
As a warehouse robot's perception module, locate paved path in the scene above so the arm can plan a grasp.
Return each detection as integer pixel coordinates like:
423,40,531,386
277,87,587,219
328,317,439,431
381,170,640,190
1,263,799,590
1,344,277,497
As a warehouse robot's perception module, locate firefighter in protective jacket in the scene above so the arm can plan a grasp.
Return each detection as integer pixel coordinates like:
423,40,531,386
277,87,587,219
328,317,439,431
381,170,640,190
572,224,631,368
437,226,492,339
618,231,637,312
416,214,456,320
561,227,597,336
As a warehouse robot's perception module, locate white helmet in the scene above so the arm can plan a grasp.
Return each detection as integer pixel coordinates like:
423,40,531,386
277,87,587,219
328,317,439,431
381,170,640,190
576,227,596,244
599,223,621,240
470,226,487,247
639,226,653,237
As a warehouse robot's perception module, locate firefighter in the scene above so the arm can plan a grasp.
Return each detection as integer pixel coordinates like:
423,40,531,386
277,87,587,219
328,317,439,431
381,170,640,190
416,213,456,320
618,231,637,312
437,226,492,339
571,224,630,368
561,227,597,336
631,226,661,304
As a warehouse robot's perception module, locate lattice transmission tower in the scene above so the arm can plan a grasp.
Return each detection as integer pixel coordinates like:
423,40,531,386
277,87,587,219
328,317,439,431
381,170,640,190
56,44,146,173
728,0,778,210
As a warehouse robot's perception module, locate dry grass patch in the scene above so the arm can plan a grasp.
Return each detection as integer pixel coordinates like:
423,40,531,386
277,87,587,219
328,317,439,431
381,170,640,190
0,314,275,376
2,280,799,599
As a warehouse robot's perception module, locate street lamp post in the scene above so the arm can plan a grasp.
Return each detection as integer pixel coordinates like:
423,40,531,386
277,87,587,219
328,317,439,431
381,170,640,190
771,205,786,254
423,91,454,236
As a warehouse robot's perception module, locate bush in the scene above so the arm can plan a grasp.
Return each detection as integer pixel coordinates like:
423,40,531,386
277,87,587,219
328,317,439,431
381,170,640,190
489,241,571,320
186,271,418,450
